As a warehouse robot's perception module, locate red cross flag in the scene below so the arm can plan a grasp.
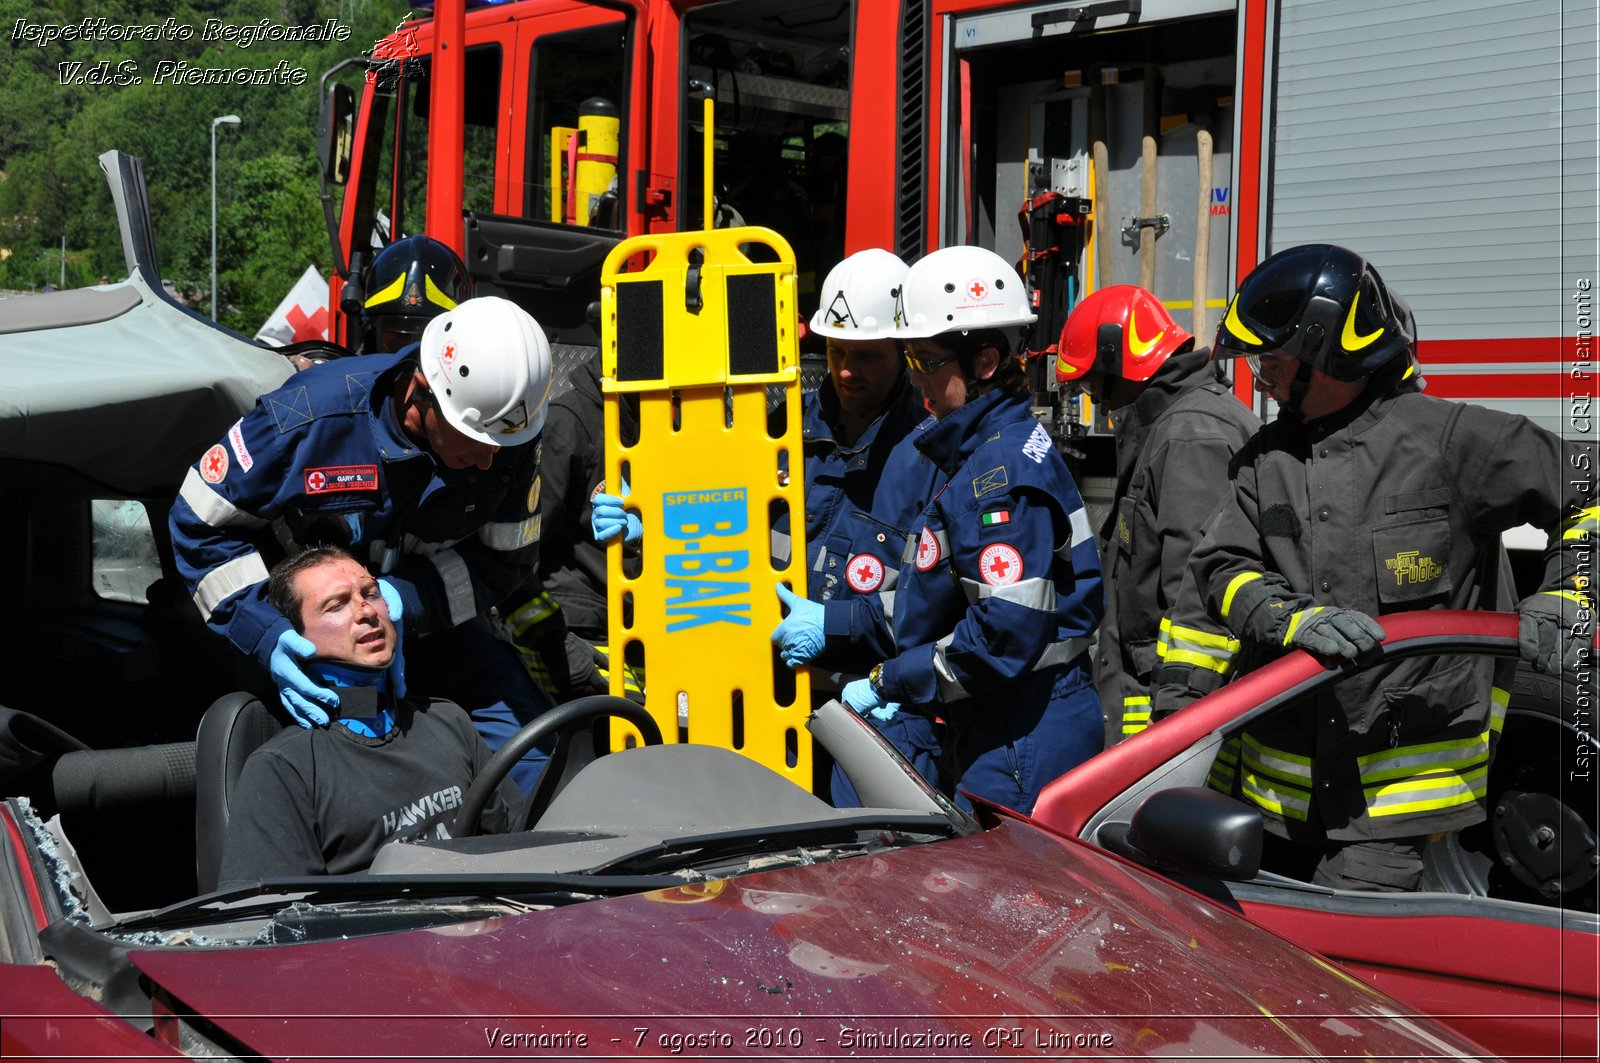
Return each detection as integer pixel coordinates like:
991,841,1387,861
255,265,330,347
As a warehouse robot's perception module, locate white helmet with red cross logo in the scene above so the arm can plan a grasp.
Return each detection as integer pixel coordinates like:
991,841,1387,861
893,245,1036,340
420,296,552,447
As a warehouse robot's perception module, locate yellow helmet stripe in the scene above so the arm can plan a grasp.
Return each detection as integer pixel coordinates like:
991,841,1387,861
1127,305,1165,357
424,274,459,311
1341,291,1384,351
363,272,408,310
1223,295,1264,347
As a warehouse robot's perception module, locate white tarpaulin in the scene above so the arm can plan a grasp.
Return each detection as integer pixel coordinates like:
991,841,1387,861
254,264,329,347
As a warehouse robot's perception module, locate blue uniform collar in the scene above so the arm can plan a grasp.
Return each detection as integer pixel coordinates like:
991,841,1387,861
364,350,425,460
914,387,1030,473
804,372,919,458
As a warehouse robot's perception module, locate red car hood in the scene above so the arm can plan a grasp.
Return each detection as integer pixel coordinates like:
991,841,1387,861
132,821,1487,1060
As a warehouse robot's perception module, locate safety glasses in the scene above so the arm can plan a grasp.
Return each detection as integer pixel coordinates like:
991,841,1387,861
901,345,961,376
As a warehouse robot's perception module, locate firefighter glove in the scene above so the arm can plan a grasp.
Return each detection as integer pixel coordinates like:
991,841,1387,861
376,578,408,699
270,628,338,728
591,493,642,545
1517,591,1592,675
1284,607,1386,660
772,583,824,667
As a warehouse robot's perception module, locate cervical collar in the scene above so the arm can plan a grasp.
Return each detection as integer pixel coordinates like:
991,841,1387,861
307,659,394,737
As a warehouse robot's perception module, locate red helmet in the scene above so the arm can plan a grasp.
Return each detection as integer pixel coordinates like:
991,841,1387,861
1056,285,1193,384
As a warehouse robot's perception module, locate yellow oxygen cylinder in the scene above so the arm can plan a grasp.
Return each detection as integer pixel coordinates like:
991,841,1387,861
573,97,619,226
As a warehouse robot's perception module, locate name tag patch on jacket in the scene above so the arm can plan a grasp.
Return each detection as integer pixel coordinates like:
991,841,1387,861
305,465,380,494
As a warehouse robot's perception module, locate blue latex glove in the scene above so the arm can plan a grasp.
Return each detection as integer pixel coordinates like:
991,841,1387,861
376,578,408,699
270,628,338,728
591,493,642,545
840,678,898,721
772,583,825,667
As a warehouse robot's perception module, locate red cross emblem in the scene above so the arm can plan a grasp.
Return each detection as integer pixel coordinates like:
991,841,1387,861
967,279,987,301
306,470,327,492
915,527,942,572
979,543,1023,586
199,444,228,484
440,342,457,365
845,553,885,593
285,303,328,343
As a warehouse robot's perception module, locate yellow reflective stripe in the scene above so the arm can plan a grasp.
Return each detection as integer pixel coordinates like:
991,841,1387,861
1206,737,1241,794
1122,696,1151,736
1365,765,1489,817
1490,686,1509,735
1357,733,1491,784
1240,769,1312,820
1167,621,1238,650
1161,619,1241,675
1161,648,1234,675
363,272,407,309
1281,606,1322,646
1221,572,1263,622
1239,732,1314,818
1544,589,1594,610
423,274,459,311
593,641,645,696
1240,731,1314,780
1561,506,1600,540
505,591,559,636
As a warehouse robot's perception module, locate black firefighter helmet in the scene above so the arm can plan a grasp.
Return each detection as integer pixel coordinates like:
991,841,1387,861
361,235,473,353
1214,243,1414,382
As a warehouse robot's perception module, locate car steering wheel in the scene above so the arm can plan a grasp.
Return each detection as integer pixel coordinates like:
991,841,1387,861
452,696,663,837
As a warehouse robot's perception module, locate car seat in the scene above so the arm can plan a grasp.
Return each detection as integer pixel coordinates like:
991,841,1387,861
194,692,282,893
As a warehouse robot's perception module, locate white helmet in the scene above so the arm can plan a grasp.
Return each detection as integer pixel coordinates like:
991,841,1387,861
809,248,909,340
420,296,552,447
893,245,1036,339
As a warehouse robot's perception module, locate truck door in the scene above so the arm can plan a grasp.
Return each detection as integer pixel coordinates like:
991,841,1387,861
332,1,647,354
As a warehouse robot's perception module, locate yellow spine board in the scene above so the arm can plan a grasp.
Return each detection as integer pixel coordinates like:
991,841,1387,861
599,225,812,789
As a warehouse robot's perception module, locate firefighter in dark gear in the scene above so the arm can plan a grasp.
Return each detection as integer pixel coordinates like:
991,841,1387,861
1055,285,1259,743
359,235,474,354
499,357,645,705
1161,243,1595,891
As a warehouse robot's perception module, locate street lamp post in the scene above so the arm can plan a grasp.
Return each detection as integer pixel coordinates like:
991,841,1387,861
210,114,241,321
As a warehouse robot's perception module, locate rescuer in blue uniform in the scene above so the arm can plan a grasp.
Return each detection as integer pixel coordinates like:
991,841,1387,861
171,296,558,791
774,246,1106,814
772,249,927,607
771,249,933,803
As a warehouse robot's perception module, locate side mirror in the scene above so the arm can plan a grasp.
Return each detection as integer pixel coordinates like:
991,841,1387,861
318,83,355,187
1099,786,1263,881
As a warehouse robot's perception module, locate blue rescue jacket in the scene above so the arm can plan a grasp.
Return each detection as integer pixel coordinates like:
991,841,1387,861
169,352,543,670
822,387,1104,707
772,373,926,604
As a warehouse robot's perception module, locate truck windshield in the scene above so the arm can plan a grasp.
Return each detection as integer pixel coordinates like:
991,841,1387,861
350,46,503,254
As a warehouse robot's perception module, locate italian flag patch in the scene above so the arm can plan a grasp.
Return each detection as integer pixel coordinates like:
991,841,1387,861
981,509,1011,526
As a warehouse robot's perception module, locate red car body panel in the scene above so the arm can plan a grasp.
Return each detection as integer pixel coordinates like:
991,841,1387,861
0,968,181,1058
113,821,1486,1060
1239,902,1596,1062
1031,610,1598,1063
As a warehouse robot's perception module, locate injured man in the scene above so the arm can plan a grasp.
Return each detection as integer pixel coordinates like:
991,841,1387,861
219,545,522,884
